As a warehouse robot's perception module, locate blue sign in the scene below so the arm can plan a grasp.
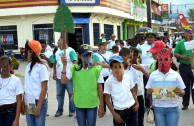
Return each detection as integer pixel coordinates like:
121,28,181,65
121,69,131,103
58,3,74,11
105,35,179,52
60,0,100,5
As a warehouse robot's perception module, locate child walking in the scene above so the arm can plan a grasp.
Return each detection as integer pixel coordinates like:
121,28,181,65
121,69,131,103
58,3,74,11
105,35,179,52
61,44,104,126
21,40,49,126
104,55,139,126
0,56,23,126
146,48,185,126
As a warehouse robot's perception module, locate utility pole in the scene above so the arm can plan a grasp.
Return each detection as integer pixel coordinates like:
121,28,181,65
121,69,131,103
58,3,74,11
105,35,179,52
147,0,152,28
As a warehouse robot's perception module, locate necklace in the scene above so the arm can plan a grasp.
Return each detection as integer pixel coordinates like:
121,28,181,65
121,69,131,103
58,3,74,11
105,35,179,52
0,76,12,90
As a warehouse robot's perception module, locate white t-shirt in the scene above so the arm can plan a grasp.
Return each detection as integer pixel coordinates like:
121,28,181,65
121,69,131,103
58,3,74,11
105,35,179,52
93,51,111,77
107,40,116,50
0,75,23,106
55,47,77,79
136,44,141,49
124,66,141,85
40,50,54,65
146,69,185,107
136,70,144,96
104,74,135,110
66,67,104,83
24,63,49,100
139,42,154,65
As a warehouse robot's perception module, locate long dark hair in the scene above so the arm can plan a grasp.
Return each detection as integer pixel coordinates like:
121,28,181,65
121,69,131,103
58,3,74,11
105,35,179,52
27,47,46,73
75,57,82,71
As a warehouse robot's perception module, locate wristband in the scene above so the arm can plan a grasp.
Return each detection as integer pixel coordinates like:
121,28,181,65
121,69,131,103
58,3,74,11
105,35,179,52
61,71,66,74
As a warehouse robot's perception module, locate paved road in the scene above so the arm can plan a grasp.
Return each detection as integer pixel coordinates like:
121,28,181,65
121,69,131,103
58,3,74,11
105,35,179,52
15,60,194,126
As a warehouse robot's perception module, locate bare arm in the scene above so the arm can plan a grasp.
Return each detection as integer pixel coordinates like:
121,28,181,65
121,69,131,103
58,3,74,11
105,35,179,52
130,88,139,112
61,56,70,84
105,94,124,124
97,83,104,118
53,63,57,80
33,81,48,117
132,64,150,79
94,61,110,68
134,84,138,94
12,94,22,126
174,53,190,62
191,53,194,69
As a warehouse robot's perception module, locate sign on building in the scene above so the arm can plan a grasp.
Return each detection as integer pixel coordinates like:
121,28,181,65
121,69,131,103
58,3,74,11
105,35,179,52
161,4,168,19
61,0,100,5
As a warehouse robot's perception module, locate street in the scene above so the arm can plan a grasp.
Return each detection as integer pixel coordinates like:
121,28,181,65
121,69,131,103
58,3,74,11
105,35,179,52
15,60,194,126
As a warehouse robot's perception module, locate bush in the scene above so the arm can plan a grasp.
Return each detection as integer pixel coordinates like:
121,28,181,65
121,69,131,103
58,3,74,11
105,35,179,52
12,57,19,70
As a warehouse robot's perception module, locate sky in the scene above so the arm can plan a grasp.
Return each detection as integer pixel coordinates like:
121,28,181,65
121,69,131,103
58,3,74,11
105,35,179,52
161,0,194,17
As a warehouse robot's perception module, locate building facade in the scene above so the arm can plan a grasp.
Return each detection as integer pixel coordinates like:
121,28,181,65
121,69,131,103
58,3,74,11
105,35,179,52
0,0,162,52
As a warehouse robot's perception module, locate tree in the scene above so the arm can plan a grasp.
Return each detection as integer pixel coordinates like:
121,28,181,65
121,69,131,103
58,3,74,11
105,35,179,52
187,8,194,21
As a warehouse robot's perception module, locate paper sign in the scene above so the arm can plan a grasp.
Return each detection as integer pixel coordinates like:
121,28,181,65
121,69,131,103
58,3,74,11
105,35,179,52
184,40,194,50
152,81,178,100
24,94,36,114
0,34,3,44
7,34,14,44
0,57,10,76
3,35,7,44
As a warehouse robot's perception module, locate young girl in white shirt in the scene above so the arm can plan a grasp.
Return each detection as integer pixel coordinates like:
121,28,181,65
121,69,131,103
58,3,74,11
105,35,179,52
21,40,49,126
146,48,185,126
0,56,23,126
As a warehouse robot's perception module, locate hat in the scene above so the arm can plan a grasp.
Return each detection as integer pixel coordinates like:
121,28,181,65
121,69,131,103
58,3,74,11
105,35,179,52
111,34,116,37
147,41,166,54
78,44,93,56
101,33,106,36
96,38,110,46
109,55,124,65
28,40,42,55
146,30,156,37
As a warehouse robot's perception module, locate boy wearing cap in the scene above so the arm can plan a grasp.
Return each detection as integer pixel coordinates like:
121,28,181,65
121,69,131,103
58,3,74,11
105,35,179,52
53,37,77,117
107,34,116,51
93,38,111,112
101,33,106,39
104,55,139,126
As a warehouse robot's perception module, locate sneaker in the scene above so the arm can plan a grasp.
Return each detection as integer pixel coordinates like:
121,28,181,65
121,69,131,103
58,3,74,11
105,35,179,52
69,113,75,117
182,106,188,110
55,113,62,117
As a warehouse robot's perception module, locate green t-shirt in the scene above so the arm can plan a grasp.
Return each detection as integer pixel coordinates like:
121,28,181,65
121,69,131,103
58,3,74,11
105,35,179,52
174,38,194,65
70,64,102,108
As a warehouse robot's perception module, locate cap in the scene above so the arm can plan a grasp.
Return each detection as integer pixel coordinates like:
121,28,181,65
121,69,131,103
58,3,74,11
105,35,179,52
146,29,156,37
78,44,93,56
96,38,110,46
109,55,124,65
28,40,42,55
111,34,116,37
147,41,166,54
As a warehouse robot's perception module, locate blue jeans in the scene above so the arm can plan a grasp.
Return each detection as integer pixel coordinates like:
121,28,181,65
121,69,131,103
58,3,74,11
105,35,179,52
76,107,97,126
56,78,75,114
26,99,47,126
0,106,16,126
154,106,179,126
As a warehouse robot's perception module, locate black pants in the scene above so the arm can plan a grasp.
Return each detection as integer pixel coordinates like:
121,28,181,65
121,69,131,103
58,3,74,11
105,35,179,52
113,105,137,126
102,76,109,112
137,95,145,126
143,75,150,108
179,63,194,107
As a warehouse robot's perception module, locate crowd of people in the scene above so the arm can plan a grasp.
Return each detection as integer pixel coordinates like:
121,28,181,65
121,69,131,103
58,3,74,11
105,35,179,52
0,28,194,126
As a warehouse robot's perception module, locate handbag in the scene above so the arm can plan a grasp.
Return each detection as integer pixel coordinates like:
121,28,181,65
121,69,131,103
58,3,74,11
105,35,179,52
146,106,154,124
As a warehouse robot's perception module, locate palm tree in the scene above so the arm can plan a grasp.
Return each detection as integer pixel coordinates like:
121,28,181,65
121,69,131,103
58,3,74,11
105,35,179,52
187,8,194,21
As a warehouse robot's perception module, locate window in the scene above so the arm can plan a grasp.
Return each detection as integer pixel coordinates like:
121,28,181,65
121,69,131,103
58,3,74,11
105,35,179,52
104,24,113,40
0,25,18,50
117,26,121,40
33,24,54,47
93,23,100,45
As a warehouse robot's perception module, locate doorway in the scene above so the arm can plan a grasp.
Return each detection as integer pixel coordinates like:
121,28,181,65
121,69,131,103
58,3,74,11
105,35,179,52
68,27,83,52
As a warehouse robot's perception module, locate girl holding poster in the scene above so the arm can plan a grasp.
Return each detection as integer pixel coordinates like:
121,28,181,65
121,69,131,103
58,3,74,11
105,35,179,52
146,48,185,126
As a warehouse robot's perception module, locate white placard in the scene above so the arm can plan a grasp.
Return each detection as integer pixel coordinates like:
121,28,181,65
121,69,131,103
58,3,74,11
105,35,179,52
184,40,194,50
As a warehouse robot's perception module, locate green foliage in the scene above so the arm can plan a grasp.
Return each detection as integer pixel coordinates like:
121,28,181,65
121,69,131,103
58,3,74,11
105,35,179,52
12,57,19,70
54,4,75,33
187,8,194,21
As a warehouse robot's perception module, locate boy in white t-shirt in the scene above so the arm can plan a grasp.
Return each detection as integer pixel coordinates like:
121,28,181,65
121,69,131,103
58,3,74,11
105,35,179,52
104,55,139,126
0,56,23,126
53,37,77,117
